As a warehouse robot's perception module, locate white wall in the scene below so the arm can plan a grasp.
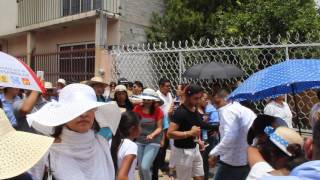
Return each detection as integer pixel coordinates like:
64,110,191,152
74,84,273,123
0,0,18,36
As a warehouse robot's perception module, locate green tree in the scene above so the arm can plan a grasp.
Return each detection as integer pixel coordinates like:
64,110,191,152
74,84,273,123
147,0,320,43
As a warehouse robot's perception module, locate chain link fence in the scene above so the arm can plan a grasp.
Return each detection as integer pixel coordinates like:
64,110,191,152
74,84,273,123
111,33,320,134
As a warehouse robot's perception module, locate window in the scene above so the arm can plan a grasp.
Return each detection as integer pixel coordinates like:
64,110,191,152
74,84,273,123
93,0,102,9
59,42,95,82
62,0,102,16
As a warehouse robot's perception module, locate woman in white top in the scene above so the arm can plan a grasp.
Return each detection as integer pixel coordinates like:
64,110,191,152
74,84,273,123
27,83,121,180
264,96,293,128
111,111,141,180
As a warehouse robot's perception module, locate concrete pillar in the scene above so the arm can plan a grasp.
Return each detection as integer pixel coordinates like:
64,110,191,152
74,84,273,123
99,49,113,83
27,31,36,66
95,11,108,77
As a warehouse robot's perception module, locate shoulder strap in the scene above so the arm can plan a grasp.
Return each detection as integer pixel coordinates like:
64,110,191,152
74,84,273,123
46,153,53,180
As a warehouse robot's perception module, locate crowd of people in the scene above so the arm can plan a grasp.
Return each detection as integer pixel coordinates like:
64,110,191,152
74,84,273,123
0,75,320,180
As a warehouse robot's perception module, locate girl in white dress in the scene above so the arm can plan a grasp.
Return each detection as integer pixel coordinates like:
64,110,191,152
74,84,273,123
111,111,141,180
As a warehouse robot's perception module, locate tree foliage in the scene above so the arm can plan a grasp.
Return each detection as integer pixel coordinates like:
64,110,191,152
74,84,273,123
147,0,320,43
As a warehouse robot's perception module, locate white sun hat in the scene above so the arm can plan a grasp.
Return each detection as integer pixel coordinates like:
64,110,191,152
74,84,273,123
136,88,163,103
86,76,108,86
27,83,122,134
0,109,53,179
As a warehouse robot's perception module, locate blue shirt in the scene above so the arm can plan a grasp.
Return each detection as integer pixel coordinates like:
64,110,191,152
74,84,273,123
205,103,219,124
162,114,170,129
98,127,113,139
262,160,320,180
0,93,20,127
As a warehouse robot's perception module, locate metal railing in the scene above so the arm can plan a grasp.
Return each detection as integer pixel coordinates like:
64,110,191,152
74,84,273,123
31,48,95,83
17,0,120,27
110,32,320,134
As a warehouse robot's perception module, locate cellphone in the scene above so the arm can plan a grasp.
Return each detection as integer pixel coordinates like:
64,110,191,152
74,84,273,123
174,101,180,110
36,71,44,80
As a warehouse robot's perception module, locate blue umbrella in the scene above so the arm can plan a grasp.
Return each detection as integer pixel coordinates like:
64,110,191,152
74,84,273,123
229,59,320,101
229,59,320,133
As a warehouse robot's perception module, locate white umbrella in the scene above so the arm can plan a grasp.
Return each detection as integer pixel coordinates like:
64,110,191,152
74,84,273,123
0,52,45,92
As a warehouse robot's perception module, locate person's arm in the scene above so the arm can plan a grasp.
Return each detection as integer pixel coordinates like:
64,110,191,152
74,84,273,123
246,146,276,179
167,122,200,139
209,111,237,157
19,91,40,115
199,120,219,131
117,155,136,180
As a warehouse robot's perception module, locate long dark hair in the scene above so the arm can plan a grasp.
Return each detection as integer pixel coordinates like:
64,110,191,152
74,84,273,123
114,91,133,110
247,115,288,145
142,100,157,115
259,139,306,170
111,111,140,173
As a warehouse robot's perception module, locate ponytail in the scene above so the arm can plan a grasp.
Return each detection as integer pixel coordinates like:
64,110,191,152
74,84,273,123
110,111,140,173
285,143,306,171
111,129,125,173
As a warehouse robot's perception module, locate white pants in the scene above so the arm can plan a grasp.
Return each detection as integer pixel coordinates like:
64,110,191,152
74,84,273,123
169,139,176,168
173,146,204,180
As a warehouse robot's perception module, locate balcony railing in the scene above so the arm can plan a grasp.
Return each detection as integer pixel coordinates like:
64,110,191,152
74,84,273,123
17,0,119,27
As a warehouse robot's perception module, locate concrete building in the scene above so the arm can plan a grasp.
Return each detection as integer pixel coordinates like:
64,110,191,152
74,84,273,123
0,0,164,82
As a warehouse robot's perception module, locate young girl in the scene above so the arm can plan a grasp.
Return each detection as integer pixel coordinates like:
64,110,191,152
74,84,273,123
111,111,141,180
133,88,163,180
114,85,134,112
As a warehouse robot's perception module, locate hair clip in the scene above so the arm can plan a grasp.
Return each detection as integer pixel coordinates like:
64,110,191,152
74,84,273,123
264,126,274,136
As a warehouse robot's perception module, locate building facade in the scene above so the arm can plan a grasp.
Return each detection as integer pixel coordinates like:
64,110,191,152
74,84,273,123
0,0,164,82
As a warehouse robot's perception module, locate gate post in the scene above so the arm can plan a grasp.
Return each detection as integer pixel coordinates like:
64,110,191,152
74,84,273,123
27,31,36,67
95,10,108,76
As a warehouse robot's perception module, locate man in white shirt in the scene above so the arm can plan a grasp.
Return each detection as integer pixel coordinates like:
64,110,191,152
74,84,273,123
264,95,293,128
209,89,256,180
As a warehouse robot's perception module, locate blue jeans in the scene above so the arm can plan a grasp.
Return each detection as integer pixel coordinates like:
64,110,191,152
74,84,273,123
214,161,250,180
137,143,160,180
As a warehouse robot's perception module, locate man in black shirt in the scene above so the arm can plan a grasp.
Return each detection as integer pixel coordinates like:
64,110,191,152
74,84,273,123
168,84,216,180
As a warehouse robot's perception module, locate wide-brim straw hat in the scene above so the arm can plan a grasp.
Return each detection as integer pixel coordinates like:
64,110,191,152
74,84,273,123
44,82,55,90
0,109,53,179
135,88,164,105
265,126,303,156
27,83,122,135
86,76,108,86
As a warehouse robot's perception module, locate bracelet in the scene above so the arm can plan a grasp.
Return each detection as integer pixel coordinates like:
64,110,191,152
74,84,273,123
184,131,188,138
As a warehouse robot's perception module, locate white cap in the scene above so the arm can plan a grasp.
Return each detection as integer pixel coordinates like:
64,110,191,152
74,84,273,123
57,79,66,86
115,85,127,92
